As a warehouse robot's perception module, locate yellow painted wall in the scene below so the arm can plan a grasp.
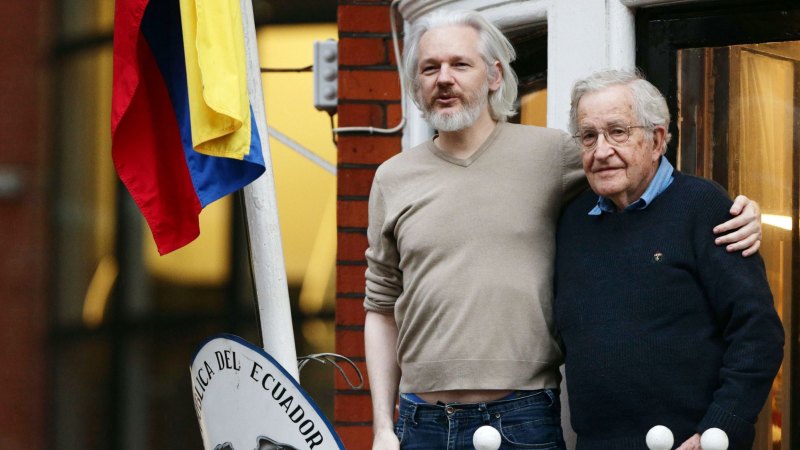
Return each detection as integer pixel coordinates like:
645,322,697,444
258,24,338,286
144,24,338,315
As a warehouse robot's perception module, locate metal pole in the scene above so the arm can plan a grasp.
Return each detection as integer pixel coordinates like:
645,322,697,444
238,0,299,380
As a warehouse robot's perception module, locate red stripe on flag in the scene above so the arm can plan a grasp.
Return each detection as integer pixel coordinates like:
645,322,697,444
112,26,201,255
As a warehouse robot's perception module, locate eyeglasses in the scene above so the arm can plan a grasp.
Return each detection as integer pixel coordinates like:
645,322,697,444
573,124,650,151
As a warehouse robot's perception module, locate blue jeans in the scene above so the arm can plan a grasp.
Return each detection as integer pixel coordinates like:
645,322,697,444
395,390,566,450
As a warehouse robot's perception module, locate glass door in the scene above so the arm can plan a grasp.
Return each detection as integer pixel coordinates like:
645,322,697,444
677,40,799,450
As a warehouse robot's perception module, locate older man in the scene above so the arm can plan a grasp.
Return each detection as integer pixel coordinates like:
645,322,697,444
554,70,784,450
364,10,763,450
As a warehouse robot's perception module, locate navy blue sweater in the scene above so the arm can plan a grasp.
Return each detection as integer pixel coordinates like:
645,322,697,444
555,172,784,450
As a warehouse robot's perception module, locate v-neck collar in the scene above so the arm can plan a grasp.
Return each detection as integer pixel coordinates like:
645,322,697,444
425,122,504,167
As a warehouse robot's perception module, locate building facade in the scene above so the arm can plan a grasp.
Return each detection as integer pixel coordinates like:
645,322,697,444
2,0,798,448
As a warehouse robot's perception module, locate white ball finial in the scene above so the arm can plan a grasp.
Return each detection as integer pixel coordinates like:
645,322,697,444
700,428,729,450
646,425,674,450
473,425,502,450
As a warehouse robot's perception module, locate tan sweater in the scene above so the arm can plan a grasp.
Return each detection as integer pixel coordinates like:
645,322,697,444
364,122,586,393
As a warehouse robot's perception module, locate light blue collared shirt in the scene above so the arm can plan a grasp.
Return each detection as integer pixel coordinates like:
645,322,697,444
588,156,674,215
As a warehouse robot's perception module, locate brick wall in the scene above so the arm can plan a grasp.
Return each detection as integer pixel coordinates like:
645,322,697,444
0,0,50,448
335,1,401,448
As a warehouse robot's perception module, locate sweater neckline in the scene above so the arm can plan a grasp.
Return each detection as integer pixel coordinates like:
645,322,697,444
425,122,504,167
595,171,683,219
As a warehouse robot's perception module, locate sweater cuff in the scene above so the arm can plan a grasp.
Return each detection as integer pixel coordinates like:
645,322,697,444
363,297,395,314
697,402,755,450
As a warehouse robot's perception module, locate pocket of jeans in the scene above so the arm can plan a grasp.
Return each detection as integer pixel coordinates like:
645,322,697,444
393,417,406,444
496,414,564,449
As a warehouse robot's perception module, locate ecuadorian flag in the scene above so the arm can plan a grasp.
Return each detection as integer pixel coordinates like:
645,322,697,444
111,0,265,255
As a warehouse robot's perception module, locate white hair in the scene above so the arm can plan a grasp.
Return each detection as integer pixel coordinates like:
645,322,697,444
402,9,518,121
569,69,672,153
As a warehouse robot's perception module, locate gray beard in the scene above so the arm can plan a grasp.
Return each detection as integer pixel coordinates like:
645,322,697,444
421,86,488,132
424,100,483,132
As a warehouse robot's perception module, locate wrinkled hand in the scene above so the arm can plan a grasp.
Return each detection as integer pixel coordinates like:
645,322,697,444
372,428,400,450
714,194,762,257
675,433,701,450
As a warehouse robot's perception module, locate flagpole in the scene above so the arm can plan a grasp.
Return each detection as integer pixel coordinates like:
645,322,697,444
238,0,299,380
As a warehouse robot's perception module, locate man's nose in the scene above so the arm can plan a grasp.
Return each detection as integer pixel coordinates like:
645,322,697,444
593,132,614,159
436,65,454,84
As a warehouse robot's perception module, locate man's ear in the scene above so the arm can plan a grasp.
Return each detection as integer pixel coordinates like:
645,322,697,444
652,126,667,160
489,60,502,91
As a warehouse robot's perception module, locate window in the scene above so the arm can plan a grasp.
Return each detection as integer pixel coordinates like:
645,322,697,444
511,30,547,126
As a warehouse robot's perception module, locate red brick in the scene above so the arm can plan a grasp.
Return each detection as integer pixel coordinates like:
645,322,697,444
336,329,366,358
335,393,373,422
339,37,387,66
338,199,369,228
338,167,376,197
338,135,400,165
335,425,373,450
337,231,369,261
386,103,403,129
338,5,392,33
336,297,367,326
337,7,400,450
334,359,370,390
337,103,384,128
340,70,401,101
337,264,366,293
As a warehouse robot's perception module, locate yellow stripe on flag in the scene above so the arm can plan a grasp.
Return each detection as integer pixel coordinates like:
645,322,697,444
179,0,251,159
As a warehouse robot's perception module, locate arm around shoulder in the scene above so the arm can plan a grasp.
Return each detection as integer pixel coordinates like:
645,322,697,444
713,194,762,256
693,185,784,445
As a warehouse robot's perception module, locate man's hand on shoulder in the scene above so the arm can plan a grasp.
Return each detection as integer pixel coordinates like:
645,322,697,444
372,428,400,450
713,194,762,256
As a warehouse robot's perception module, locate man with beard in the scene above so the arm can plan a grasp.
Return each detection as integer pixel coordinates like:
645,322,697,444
363,10,762,450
